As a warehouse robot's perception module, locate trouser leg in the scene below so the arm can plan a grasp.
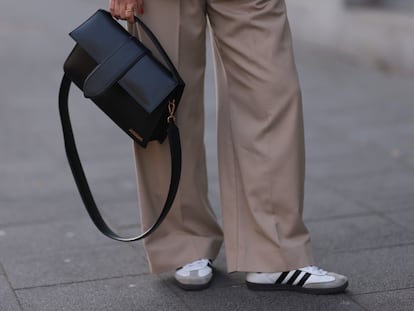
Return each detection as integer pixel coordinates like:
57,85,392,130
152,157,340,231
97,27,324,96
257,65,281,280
129,0,223,274
207,0,314,272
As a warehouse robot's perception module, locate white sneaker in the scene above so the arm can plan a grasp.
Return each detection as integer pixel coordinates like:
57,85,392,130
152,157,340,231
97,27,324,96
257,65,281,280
246,266,348,294
174,259,213,290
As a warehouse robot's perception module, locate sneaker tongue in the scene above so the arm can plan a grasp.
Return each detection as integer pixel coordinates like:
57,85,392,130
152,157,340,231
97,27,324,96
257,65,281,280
183,259,209,271
301,266,328,275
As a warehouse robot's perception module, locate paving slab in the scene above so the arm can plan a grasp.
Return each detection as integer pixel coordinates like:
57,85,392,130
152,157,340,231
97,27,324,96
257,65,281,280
306,142,404,180
2,244,147,289
296,42,414,170
168,285,365,311
304,126,357,161
0,275,22,311
0,195,138,238
0,219,116,261
319,167,414,212
317,245,414,295
387,209,414,232
352,288,414,311
303,181,370,222
307,214,414,253
15,275,187,311
0,193,83,227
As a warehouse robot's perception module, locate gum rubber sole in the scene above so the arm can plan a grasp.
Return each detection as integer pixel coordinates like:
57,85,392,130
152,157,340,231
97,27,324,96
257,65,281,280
246,281,349,295
175,278,213,291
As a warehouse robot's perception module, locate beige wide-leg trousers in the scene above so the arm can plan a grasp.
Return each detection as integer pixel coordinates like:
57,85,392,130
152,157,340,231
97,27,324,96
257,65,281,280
129,0,314,274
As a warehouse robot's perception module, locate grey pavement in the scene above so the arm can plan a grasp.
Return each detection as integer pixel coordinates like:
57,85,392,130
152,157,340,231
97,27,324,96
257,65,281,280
1,0,414,310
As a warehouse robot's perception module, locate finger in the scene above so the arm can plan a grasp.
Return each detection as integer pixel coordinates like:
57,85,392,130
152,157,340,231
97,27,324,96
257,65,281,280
122,3,133,20
126,0,139,22
109,0,114,14
137,0,144,15
109,0,117,18
121,0,134,20
113,0,122,19
125,10,135,23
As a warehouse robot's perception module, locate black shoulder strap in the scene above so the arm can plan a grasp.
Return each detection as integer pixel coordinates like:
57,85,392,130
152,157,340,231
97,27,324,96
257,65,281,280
58,74,181,241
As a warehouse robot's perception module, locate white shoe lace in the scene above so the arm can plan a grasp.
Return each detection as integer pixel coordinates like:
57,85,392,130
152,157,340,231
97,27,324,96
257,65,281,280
181,259,210,272
300,265,328,275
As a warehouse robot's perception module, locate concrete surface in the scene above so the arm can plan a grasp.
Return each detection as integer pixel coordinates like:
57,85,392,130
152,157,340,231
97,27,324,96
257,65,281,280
0,0,413,310
287,0,414,76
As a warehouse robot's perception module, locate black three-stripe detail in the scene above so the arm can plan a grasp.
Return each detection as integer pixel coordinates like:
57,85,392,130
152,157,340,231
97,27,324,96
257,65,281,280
275,272,289,284
286,270,302,285
296,272,312,287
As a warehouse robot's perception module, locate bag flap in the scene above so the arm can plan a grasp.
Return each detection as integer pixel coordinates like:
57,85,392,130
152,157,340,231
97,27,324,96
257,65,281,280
83,37,145,98
69,10,132,63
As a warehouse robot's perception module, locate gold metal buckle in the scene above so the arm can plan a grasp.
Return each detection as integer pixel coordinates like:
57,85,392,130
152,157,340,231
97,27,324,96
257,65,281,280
167,99,176,123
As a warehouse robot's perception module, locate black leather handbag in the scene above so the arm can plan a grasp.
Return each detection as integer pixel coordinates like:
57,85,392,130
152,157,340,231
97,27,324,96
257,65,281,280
59,9,185,241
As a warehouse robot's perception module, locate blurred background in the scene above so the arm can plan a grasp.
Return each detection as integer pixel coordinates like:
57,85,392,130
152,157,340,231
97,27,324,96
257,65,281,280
0,0,413,310
288,0,414,75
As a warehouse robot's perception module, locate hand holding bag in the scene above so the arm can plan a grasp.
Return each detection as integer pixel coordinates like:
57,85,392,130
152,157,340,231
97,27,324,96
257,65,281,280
59,9,185,241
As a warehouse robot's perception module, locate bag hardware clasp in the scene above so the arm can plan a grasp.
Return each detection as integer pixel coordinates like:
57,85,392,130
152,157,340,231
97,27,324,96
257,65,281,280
167,99,176,123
